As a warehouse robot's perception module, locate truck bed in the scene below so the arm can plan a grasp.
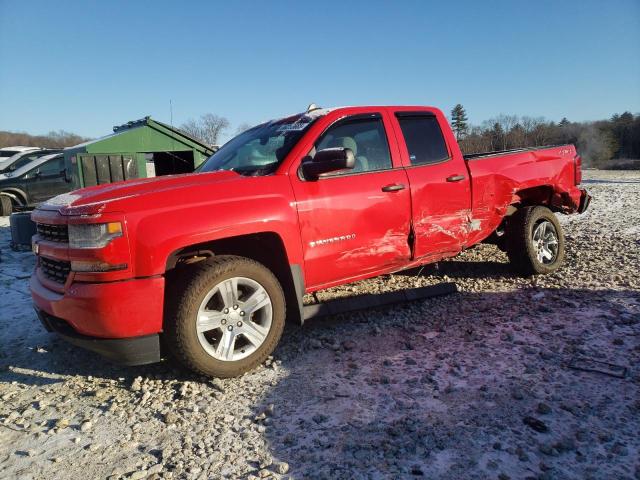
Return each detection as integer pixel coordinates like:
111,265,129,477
463,144,567,161
462,143,581,247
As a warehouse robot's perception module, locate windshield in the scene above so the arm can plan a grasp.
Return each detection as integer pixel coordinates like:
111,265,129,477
4,154,60,178
4,150,57,173
197,112,321,176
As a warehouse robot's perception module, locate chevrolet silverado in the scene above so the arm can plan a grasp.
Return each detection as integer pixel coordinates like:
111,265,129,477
30,105,590,377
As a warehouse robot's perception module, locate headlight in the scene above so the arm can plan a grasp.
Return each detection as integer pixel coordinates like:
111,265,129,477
68,222,123,248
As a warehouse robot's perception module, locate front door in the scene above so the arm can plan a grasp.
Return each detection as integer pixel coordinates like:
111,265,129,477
392,112,472,260
26,156,70,204
290,113,412,289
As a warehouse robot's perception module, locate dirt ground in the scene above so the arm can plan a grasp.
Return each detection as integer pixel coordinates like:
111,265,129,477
0,170,638,480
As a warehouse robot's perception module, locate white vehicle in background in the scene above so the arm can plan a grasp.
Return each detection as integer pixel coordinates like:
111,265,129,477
0,146,40,158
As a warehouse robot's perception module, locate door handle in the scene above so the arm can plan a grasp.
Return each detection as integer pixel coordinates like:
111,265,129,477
381,183,406,192
446,175,465,182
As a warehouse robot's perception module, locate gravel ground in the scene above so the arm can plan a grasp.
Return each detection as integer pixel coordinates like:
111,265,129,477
0,169,639,480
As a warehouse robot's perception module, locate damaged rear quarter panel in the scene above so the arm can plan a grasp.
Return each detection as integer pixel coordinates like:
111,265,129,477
464,146,580,246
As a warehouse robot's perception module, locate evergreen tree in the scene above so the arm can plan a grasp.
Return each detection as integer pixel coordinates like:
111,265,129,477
490,122,504,150
450,104,469,140
558,117,570,128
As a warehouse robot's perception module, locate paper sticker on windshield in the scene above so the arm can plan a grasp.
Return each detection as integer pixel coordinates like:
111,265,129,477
277,122,310,132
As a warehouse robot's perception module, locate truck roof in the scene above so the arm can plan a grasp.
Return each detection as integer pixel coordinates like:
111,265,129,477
0,146,40,152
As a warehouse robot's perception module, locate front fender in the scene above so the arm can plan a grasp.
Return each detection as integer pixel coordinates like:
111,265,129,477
126,179,303,278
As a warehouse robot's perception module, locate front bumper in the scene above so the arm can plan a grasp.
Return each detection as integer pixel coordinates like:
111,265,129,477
30,273,165,338
30,273,165,365
36,308,160,366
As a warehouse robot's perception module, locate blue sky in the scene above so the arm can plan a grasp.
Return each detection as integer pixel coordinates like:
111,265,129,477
1,0,639,141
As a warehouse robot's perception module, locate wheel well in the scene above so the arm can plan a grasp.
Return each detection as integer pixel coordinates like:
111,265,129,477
165,232,303,324
512,185,572,213
486,186,556,245
512,186,554,209
0,189,27,206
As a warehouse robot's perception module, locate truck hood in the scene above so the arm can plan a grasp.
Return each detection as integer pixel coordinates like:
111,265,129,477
39,171,242,215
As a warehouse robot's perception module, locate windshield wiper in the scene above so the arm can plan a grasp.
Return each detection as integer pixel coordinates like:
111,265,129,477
233,166,274,177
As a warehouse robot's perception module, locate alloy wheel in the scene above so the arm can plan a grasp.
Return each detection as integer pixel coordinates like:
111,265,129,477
532,220,559,264
196,276,273,361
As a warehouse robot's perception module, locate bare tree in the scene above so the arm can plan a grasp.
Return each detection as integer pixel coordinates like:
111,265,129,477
235,122,253,135
532,121,556,146
180,114,230,146
495,114,518,149
509,123,526,148
521,116,537,145
457,125,491,154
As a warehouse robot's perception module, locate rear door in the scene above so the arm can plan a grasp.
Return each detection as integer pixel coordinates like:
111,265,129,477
290,112,412,289
391,110,472,260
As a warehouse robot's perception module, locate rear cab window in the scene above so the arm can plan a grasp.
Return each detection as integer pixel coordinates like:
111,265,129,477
396,114,450,166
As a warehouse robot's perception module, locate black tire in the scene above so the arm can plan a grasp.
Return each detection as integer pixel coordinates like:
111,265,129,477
505,206,565,276
0,195,12,217
165,255,286,378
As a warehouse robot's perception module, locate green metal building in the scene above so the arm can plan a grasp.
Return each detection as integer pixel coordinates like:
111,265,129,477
64,116,215,189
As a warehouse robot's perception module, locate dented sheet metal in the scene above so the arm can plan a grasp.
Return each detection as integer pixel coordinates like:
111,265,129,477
336,228,408,263
412,209,474,256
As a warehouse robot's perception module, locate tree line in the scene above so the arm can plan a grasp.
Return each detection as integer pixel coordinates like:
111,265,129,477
451,104,640,168
0,130,90,149
4,108,639,168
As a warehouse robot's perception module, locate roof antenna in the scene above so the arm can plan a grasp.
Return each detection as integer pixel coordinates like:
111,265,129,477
307,103,321,112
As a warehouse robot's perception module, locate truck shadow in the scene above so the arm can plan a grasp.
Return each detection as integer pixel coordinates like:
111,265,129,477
2,282,639,478
249,286,639,478
0,238,515,387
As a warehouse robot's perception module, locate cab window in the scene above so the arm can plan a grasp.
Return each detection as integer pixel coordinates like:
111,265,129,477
396,114,449,165
12,153,43,171
315,115,392,174
35,157,64,176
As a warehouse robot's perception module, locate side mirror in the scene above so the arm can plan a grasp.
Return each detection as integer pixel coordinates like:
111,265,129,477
33,170,41,178
300,147,355,180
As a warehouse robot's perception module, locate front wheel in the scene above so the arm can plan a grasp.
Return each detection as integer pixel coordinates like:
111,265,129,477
165,256,286,378
0,195,12,217
505,206,565,276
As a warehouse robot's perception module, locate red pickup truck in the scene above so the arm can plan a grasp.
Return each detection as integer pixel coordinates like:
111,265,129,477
30,105,590,377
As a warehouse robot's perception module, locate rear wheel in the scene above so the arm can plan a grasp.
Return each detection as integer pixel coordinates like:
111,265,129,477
0,195,12,217
505,206,565,276
165,256,286,378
